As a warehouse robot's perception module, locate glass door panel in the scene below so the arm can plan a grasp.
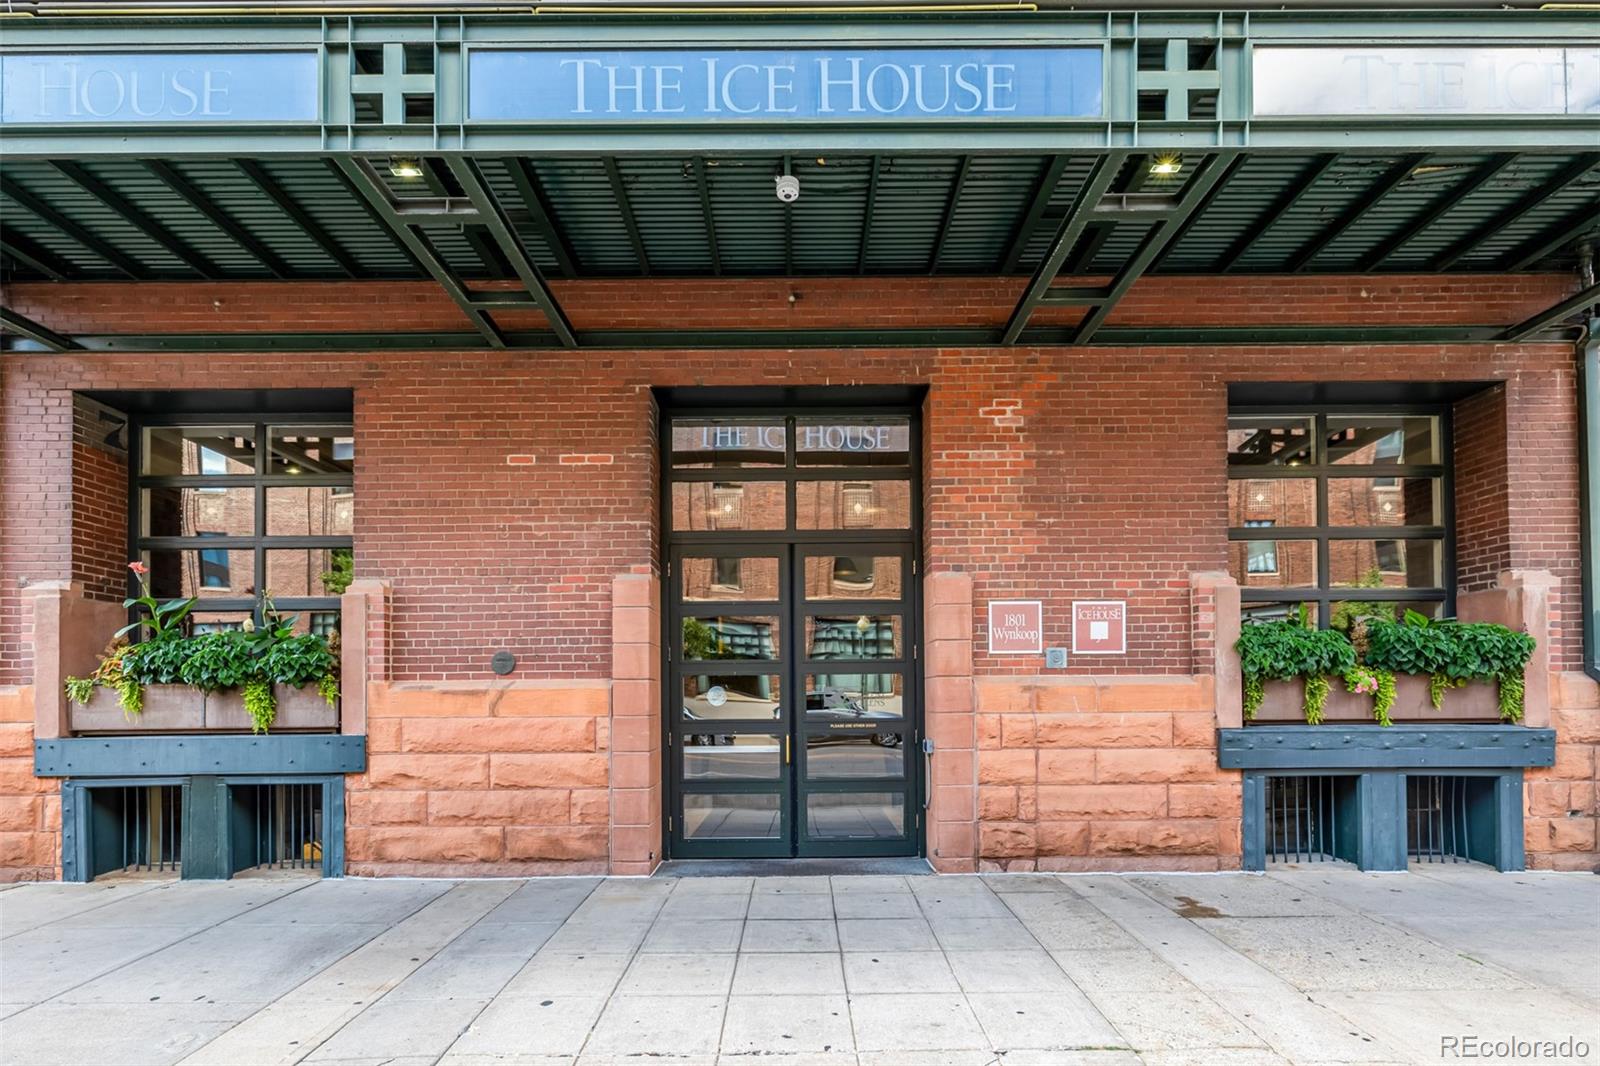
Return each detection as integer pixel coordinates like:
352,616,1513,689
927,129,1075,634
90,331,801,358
794,545,916,857
666,412,921,861
671,546,791,858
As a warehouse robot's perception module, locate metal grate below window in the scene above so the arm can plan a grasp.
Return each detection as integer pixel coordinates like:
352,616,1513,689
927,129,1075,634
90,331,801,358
1406,775,1479,864
92,785,183,878
232,783,324,873
1264,774,1356,865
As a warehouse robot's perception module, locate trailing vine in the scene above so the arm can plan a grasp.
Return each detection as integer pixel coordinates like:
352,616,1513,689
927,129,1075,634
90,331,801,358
1242,674,1265,721
242,678,277,735
1235,606,1355,724
1429,672,1470,709
1497,671,1526,723
317,674,339,708
1344,665,1397,727
1303,673,1331,725
64,676,96,706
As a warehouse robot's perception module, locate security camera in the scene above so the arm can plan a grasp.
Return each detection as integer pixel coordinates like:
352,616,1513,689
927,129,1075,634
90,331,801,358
774,174,800,203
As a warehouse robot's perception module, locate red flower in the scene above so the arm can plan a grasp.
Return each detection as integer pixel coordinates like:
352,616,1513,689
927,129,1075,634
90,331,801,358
127,561,149,576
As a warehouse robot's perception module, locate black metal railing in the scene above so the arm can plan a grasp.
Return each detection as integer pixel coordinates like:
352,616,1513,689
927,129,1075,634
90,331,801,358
1264,774,1354,865
97,785,183,876
234,783,324,872
1406,774,1474,863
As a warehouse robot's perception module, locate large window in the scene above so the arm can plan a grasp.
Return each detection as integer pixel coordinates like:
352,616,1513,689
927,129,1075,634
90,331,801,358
134,420,354,633
1227,408,1450,629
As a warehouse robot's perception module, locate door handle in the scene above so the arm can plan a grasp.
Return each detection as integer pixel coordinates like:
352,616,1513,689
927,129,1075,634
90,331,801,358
921,738,935,809
785,735,792,765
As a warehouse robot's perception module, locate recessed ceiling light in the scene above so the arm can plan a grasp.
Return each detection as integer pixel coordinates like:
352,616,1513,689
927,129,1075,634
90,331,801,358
1150,156,1183,176
388,156,425,180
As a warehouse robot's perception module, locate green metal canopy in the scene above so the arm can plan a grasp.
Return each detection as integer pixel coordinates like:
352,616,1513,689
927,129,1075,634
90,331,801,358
1,7,1597,350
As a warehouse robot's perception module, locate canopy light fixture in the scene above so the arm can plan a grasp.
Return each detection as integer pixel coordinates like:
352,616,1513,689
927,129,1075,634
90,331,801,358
1149,156,1183,177
388,156,425,180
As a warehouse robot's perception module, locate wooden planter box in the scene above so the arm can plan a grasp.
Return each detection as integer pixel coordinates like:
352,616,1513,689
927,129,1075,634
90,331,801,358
68,683,337,734
1252,673,1502,724
69,684,204,733
206,685,339,732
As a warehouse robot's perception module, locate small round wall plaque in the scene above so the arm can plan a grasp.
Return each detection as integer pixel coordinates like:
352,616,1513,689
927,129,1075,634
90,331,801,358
490,650,516,676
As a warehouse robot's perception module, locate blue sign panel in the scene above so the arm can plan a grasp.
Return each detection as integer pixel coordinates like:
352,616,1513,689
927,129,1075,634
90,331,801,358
469,47,1102,121
0,52,319,124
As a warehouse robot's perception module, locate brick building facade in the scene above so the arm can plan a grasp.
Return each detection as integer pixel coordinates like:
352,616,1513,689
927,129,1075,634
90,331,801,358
1,8,1596,883
3,272,1596,878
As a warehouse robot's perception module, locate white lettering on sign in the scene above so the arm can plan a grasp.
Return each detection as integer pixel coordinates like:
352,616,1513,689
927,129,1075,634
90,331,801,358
33,63,231,119
1253,46,1600,116
988,600,1043,655
1072,600,1127,656
798,424,893,453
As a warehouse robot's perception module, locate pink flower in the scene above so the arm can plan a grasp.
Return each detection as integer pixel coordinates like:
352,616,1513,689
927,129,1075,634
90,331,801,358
128,561,149,576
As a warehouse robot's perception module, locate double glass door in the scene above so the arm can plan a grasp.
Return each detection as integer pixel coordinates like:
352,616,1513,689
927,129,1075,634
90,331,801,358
664,412,920,859
671,545,918,857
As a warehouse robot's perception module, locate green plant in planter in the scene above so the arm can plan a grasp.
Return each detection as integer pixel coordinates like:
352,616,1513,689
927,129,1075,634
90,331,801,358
178,631,256,692
116,561,196,642
64,676,96,707
1363,610,1536,721
242,678,276,735
1235,607,1358,724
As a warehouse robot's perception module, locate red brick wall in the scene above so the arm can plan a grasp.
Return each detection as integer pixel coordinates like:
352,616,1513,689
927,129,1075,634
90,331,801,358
69,397,129,605
0,273,1590,874
1,273,1585,684
1455,385,1512,594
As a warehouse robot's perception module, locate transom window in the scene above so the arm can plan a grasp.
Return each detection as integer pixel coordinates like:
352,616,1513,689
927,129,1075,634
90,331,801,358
133,419,354,633
1227,408,1451,629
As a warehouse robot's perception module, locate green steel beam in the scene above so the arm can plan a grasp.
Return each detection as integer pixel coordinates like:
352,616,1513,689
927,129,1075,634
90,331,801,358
52,161,221,279
0,230,72,281
1154,155,1248,262
604,157,651,276
0,174,146,280
14,322,1544,355
419,158,508,280
2,12,1596,156
323,158,426,274
1498,204,1600,272
782,154,794,277
444,156,578,349
147,160,293,279
1002,153,1122,345
1217,154,1339,273
331,156,507,347
0,306,80,351
1065,155,1145,275
1500,282,1600,342
929,155,973,275
1002,155,1069,275
235,160,360,278
859,155,881,275
1431,153,1600,271
1073,153,1235,345
504,158,579,279
1288,154,1427,272
1360,154,1517,272
693,158,722,277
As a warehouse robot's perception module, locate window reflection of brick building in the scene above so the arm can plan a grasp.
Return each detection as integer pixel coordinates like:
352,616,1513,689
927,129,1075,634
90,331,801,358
1226,413,1447,624
137,427,354,633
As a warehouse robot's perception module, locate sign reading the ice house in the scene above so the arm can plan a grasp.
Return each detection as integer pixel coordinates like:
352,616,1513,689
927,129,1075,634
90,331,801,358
469,48,1103,121
0,52,319,124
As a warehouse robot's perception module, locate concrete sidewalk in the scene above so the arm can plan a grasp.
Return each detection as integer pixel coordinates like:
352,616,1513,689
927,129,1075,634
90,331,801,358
0,866,1594,1066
